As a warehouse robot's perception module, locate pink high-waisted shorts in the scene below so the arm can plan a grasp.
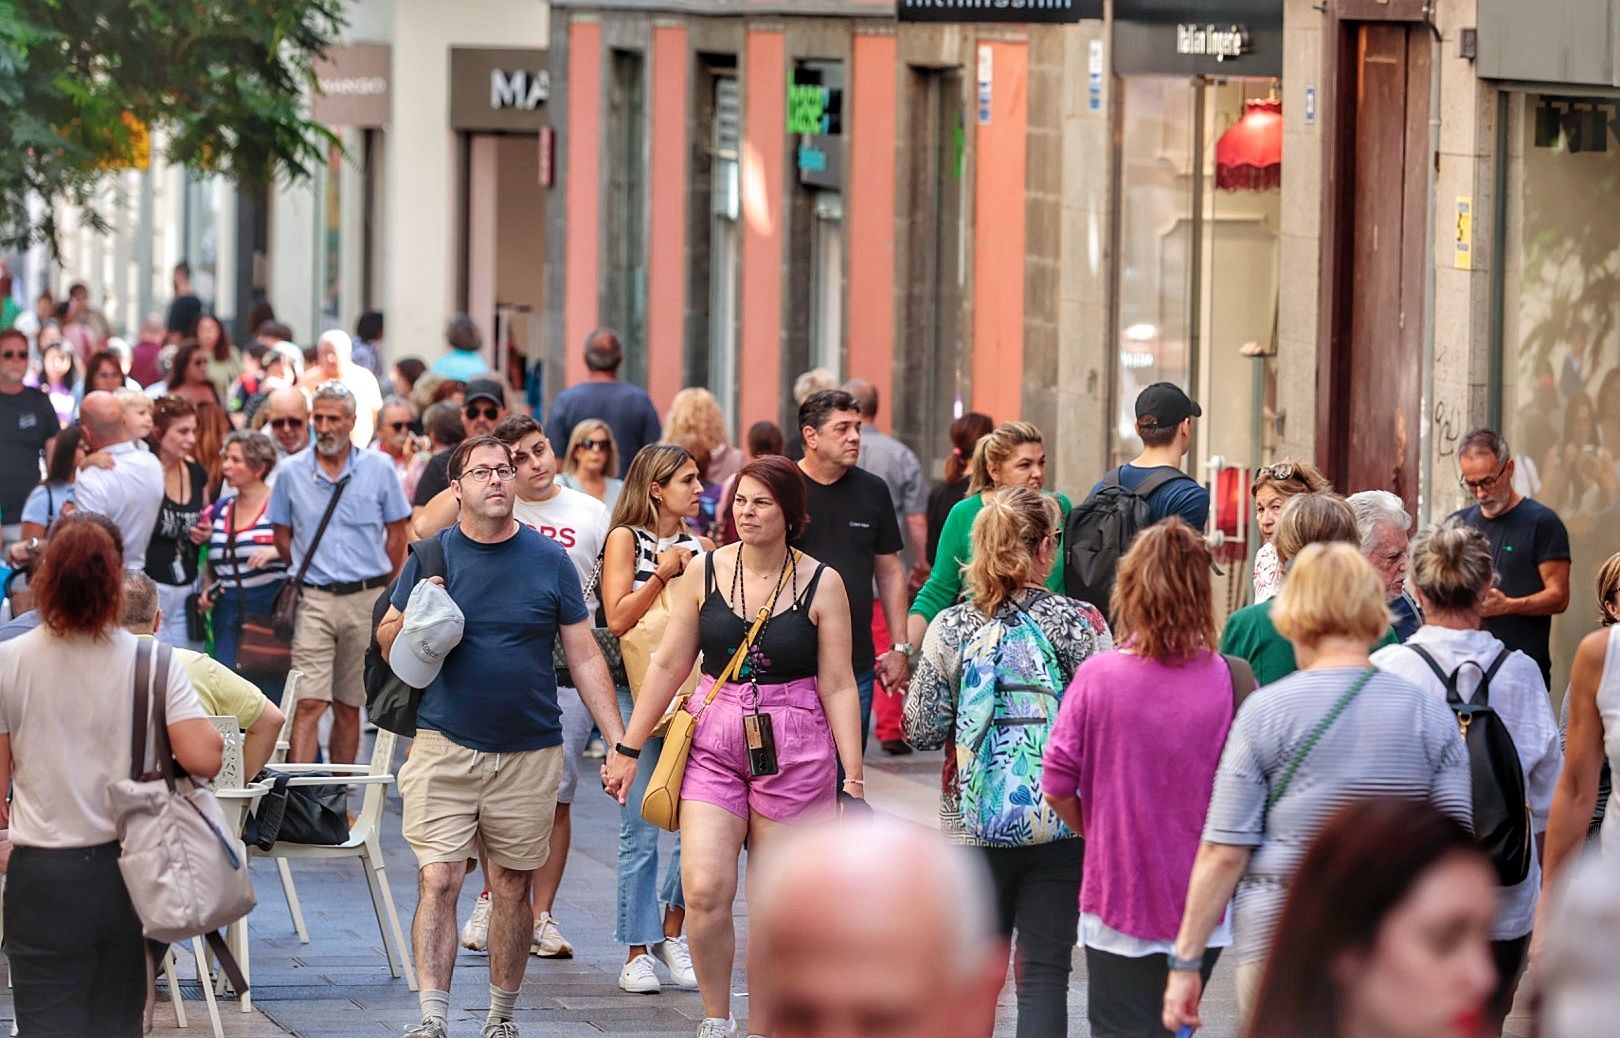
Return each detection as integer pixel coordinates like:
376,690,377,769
679,674,836,824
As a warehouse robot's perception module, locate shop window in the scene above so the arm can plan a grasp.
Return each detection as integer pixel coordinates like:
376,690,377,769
1498,93,1620,696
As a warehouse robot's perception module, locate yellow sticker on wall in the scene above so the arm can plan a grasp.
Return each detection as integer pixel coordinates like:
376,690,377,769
1455,196,1473,271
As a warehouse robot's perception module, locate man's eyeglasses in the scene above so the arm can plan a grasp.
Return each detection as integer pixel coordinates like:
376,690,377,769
577,438,611,451
384,421,410,432
269,417,307,430
1459,461,1509,493
458,465,516,484
0,350,26,361
465,405,500,421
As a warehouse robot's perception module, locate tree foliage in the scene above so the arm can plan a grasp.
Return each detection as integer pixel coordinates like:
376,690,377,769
0,0,345,250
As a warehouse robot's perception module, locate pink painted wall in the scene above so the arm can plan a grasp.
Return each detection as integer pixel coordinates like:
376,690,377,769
971,40,1027,423
739,30,786,430
647,26,690,417
848,33,897,433
564,20,603,390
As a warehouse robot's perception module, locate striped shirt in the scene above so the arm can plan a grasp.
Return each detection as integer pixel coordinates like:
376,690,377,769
208,497,288,590
1203,667,1472,964
629,526,701,592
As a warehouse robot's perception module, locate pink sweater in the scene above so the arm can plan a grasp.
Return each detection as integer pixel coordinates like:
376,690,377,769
1041,648,1239,942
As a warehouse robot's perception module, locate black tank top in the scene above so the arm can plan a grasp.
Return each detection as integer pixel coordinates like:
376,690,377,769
699,551,825,682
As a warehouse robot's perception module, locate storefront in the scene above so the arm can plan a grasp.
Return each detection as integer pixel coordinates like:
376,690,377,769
310,42,391,337
1483,0,1620,693
1108,1,1284,486
450,47,550,387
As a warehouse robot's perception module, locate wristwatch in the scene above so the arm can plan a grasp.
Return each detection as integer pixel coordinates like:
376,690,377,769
1166,952,1204,973
614,742,641,760
891,642,914,658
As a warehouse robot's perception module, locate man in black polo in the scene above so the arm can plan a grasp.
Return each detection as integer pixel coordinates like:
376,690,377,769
793,389,909,751
1450,427,1571,685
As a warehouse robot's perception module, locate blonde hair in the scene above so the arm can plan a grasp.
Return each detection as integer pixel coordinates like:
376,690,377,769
1109,520,1219,662
562,418,621,482
609,443,695,533
114,387,150,413
963,486,1060,616
1409,521,1493,613
1272,542,1392,649
1596,551,1620,626
663,388,728,453
1273,493,1359,565
967,421,1043,496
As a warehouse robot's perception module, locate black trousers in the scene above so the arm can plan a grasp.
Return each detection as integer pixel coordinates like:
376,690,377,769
980,839,1083,1038
1486,934,1531,1032
1086,945,1223,1038
6,842,148,1037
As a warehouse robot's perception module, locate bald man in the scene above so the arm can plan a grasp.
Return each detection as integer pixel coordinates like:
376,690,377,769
73,391,164,569
260,386,311,459
750,818,1006,1038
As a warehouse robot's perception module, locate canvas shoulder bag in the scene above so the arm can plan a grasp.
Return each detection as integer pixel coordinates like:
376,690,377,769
640,551,797,832
270,474,351,640
109,639,257,991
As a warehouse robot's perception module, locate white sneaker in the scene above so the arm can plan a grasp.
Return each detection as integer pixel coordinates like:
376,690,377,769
460,892,491,951
618,953,662,994
582,735,608,759
695,1018,736,1038
530,911,574,958
652,935,697,988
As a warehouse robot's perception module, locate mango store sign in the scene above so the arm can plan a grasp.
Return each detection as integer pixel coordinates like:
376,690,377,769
450,47,549,132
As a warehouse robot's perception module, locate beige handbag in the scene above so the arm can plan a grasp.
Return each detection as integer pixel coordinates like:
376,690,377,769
620,565,700,709
640,553,796,832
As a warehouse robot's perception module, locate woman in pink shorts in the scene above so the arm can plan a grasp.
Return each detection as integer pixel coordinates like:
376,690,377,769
605,455,866,1038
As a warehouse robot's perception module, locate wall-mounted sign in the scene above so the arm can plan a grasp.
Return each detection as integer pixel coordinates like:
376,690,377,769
1114,0,1282,77
898,0,1102,22
791,65,844,190
977,45,993,125
313,43,391,128
450,47,549,132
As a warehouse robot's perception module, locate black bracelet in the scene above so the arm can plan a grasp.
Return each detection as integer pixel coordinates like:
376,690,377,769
614,742,642,760
1166,952,1204,973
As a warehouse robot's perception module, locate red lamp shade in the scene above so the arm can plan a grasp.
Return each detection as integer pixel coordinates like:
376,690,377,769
1216,98,1282,192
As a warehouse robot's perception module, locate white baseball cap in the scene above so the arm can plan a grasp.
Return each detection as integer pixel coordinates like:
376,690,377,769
390,579,465,689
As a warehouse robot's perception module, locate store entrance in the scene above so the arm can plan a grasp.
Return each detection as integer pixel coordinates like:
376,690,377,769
465,133,546,391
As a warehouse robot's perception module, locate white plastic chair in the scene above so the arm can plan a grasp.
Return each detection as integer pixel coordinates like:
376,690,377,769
263,670,310,944
255,729,417,989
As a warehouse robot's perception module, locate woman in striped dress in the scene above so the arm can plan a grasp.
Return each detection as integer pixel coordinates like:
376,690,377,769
199,430,289,701
1162,543,1473,1033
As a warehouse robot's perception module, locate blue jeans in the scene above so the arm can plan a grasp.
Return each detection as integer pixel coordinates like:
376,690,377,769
615,685,684,947
211,579,287,705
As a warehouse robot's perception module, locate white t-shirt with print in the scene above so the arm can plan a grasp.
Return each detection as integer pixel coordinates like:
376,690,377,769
514,485,610,609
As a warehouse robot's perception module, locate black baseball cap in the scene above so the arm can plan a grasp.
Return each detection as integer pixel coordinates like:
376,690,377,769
465,378,504,406
1134,382,1202,429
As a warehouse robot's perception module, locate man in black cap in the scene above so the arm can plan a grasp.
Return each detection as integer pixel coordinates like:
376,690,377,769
410,378,509,528
1088,382,1209,530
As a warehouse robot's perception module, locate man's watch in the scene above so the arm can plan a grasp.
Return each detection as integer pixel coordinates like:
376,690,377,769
891,642,914,658
614,742,642,760
1166,952,1204,973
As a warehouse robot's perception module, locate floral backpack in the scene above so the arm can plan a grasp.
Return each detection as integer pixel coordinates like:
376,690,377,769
954,601,1075,847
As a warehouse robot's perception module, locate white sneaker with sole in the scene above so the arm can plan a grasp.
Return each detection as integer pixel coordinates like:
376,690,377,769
695,1017,736,1038
618,953,662,994
652,936,697,988
460,893,491,951
531,911,574,958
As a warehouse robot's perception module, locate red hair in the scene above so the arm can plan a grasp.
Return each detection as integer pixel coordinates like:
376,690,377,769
737,455,810,541
34,514,125,636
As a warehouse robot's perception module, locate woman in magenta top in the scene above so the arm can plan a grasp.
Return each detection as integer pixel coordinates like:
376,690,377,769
1042,519,1253,1038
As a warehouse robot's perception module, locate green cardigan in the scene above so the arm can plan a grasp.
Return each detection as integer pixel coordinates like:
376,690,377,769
910,490,1074,624
1220,599,1399,687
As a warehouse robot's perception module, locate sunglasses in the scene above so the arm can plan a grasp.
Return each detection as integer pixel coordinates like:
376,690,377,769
0,351,24,360
465,404,500,421
577,438,611,451
270,417,307,430
385,421,410,432
1255,463,1299,482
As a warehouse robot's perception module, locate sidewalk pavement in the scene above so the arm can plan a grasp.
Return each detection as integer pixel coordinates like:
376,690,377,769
0,739,1535,1037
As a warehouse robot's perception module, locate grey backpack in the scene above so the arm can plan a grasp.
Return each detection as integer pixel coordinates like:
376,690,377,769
109,639,256,990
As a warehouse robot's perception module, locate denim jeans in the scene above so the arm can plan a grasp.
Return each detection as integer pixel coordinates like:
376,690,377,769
981,839,1084,1038
615,685,684,947
211,579,287,704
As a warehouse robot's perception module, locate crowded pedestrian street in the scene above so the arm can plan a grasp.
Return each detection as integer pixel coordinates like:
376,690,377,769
4,1,1620,1037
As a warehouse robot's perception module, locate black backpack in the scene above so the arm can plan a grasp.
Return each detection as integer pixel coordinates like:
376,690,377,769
1063,466,1194,623
364,538,448,736
1406,644,1533,886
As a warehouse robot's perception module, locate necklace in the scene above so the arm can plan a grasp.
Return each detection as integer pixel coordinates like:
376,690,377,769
730,544,798,645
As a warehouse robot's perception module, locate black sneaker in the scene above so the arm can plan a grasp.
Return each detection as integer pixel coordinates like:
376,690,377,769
880,739,913,756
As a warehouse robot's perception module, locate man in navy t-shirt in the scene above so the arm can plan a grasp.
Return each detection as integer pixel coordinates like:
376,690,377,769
1088,382,1210,530
543,328,662,478
1450,428,1570,684
379,435,627,1038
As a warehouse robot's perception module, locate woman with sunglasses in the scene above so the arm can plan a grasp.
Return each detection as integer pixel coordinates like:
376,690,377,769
165,342,225,410
560,419,625,512
1249,459,1332,603
371,395,423,495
